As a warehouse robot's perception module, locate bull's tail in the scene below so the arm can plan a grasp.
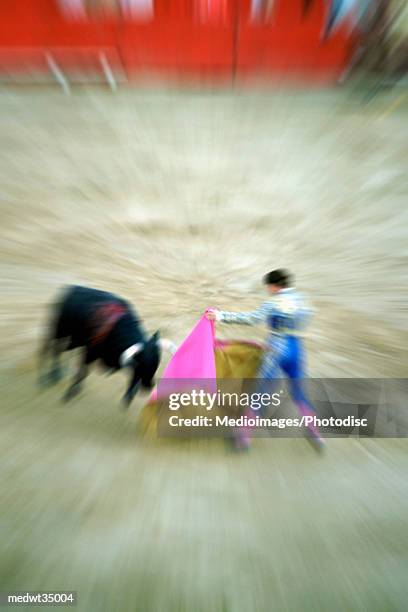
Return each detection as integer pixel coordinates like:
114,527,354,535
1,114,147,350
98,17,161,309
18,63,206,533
37,295,66,387
38,332,56,386
38,321,62,386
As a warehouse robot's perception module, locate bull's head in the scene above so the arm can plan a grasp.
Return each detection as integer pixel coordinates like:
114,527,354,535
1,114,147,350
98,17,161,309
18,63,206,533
121,332,176,407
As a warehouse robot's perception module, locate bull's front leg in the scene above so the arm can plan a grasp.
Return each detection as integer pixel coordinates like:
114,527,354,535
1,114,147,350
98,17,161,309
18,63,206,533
63,350,89,402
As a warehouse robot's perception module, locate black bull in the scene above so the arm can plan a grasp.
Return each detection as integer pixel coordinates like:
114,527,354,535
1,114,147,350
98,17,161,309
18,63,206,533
39,285,168,405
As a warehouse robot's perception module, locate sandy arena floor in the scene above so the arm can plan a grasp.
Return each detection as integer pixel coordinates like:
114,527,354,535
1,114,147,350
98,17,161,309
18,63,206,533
0,86,407,611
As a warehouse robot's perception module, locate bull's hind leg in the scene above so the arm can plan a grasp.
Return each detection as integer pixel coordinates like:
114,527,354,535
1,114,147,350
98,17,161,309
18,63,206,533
63,349,89,402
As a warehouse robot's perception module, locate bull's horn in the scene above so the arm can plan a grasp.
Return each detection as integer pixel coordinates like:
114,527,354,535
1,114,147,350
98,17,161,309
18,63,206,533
159,338,177,354
119,343,144,367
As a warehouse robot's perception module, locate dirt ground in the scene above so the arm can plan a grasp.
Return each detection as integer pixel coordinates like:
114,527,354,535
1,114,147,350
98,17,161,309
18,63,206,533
0,85,407,611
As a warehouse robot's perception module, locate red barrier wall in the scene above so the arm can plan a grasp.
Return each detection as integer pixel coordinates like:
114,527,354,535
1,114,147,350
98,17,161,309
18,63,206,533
0,0,359,83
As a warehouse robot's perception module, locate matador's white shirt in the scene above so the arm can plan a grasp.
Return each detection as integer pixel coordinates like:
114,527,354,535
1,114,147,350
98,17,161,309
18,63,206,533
215,288,313,346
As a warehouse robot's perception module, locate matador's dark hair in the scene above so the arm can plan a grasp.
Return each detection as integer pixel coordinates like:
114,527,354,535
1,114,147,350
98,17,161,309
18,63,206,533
263,269,292,288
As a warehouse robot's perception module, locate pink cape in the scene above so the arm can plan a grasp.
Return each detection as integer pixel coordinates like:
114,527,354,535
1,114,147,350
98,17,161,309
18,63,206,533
149,314,217,403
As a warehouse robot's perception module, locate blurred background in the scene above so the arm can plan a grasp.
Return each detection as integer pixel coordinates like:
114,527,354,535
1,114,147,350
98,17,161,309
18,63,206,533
0,0,407,87
0,1,407,611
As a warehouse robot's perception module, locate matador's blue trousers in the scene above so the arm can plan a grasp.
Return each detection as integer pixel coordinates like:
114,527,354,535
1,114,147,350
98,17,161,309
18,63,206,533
255,335,313,410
